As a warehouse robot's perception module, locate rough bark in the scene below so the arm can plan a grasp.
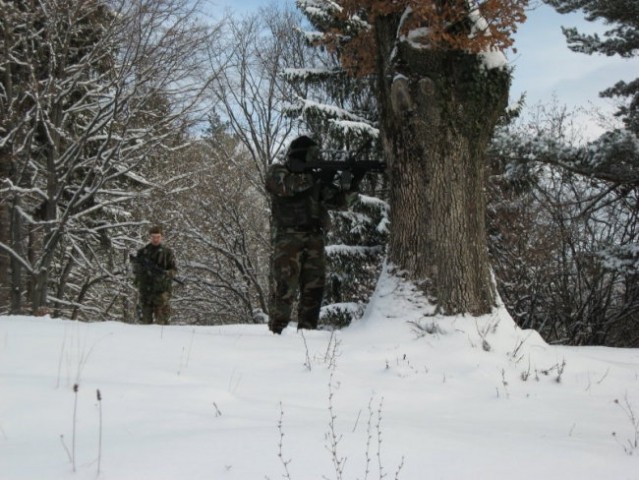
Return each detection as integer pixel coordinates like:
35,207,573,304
375,16,510,315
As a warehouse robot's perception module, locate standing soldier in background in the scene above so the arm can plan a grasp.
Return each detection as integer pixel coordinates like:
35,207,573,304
132,225,177,325
266,135,359,334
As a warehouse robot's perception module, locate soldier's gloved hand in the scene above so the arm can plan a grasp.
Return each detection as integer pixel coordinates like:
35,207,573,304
321,183,340,202
339,170,354,191
350,170,366,191
290,173,314,193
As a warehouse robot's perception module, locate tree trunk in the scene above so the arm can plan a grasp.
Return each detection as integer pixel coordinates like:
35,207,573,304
0,153,11,313
375,17,510,315
1,15,15,313
10,199,24,313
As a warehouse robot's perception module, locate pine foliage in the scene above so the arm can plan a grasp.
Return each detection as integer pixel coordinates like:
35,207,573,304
545,0,639,133
289,1,389,327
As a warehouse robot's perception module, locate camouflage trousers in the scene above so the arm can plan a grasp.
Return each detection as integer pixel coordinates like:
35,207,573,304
268,229,325,333
139,291,171,325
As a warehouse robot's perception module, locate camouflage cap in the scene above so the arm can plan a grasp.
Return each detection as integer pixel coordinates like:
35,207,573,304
149,225,163,235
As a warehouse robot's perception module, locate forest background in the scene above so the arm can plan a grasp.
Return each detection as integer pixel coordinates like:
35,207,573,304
1,0,638,347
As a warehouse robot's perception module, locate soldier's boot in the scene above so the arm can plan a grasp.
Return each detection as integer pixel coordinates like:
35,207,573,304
269,322,285,334
269,281,296,334
298,287,323,330
268,316,288,335
155,302,171,325
140,304,154,324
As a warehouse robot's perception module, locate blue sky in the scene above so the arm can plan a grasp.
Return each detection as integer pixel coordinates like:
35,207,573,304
207,0,636,137
509,4,635,135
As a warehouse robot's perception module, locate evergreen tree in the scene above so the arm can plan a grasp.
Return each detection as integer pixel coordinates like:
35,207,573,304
545,0,639,134
286,7,389,327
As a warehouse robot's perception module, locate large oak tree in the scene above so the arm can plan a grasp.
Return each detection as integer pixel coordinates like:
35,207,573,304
298,0,527,314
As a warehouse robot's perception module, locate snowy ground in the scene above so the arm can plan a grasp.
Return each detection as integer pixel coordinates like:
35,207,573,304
1,270,638,479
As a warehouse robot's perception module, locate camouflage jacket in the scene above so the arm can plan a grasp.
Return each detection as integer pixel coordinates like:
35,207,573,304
133,244,177,294
266,163,355,232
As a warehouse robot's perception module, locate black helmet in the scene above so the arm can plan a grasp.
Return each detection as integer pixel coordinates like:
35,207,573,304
287,135,319,163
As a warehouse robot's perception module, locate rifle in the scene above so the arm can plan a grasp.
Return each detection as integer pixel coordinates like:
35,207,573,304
130,254,185,285
287,150,386,188
288,150,386,174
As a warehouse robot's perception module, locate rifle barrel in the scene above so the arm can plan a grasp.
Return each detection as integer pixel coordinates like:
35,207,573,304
298,160,386,172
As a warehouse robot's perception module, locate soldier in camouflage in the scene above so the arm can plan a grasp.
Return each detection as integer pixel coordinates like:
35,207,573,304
266,135,359,334
132,225,177,325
